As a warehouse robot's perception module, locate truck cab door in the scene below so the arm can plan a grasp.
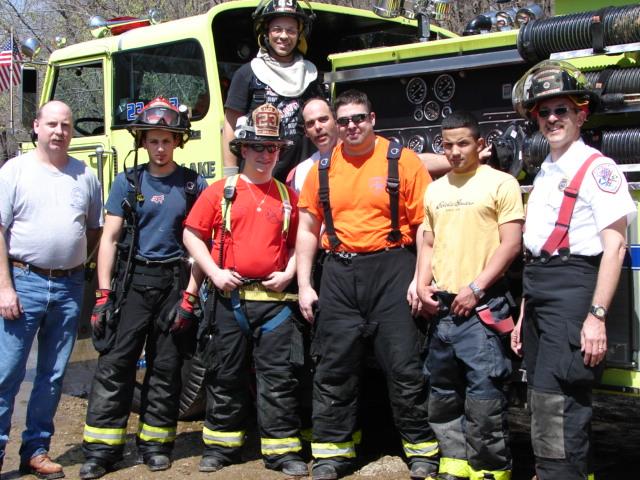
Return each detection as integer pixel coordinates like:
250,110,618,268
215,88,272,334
47,58,113,203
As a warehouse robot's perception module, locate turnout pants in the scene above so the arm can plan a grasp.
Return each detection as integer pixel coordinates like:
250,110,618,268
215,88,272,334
202,294,304,470
426,292,512,480
523,255,602,480
83,263,191,464
311,248,438,473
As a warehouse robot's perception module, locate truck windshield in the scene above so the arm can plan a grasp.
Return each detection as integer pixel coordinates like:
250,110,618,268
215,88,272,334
112,39,208,127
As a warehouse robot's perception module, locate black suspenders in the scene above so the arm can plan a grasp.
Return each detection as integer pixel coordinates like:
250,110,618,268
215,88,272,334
318,141,403,251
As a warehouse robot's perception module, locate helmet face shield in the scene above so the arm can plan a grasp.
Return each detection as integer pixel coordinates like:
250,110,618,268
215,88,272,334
138,106,181,128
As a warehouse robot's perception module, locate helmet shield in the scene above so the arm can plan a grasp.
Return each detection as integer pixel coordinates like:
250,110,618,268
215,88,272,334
128,96,191,147
513,60,599,120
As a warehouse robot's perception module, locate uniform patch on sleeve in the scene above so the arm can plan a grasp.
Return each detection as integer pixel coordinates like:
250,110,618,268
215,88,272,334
592,163,621,193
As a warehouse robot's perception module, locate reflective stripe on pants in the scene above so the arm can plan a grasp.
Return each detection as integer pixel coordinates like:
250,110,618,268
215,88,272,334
137,422,176,443
202,427,245,447
261,436,302,456
402,438,439,458
83,425,126,446
311,441,356,459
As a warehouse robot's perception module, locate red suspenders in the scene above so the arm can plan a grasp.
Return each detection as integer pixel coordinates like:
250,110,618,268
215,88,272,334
540,153,602,258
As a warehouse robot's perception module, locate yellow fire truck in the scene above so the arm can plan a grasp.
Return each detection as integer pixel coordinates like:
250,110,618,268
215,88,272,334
18,0,640,413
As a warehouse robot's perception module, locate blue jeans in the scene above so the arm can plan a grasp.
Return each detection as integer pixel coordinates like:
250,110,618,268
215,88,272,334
0,265,84,462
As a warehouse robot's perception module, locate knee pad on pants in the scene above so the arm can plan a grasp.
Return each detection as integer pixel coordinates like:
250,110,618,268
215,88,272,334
530,390,566,459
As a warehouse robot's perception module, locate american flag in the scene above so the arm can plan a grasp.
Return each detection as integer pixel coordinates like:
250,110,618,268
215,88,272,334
0,37,22,94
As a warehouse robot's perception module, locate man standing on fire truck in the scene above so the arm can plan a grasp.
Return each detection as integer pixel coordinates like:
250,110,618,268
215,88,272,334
511,60,636,480
183,104,308,477
80,97,207,479
222,0,323,181
296,89,439,480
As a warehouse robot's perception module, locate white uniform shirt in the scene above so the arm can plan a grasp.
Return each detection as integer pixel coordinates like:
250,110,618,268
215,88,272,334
524,139,636,257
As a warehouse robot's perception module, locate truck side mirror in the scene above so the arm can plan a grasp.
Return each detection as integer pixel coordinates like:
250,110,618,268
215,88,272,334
21,67,38,130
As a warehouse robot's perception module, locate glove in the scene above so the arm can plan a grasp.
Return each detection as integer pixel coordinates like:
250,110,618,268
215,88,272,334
170,291,199,333
91,289,114,338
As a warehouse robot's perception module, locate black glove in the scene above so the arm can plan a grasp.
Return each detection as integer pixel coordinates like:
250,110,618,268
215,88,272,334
170,291,201,334
91,289,114,338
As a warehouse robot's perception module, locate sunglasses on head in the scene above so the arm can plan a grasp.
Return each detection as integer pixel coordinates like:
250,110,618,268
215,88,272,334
536,106,576,119
336,113,369,127
139,106,181,127
248,143,282,153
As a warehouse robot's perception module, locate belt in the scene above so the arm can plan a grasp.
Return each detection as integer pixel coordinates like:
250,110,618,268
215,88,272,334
11,259,84,278
524,250,602,266
220,282,298,302
326,245,405,263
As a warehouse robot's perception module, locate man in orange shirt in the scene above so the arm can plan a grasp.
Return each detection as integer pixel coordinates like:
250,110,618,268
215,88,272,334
296,90,439,480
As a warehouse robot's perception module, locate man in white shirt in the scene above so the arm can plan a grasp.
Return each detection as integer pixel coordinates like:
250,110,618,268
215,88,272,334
511,60,636,480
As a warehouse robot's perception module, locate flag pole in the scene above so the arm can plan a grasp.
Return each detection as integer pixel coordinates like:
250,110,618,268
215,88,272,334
9,27,15,134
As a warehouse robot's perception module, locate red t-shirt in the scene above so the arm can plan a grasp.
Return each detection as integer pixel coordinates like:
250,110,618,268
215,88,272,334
185,177,298,278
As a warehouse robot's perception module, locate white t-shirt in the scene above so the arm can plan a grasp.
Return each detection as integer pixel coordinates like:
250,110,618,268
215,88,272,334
0,152,103,269
524,139,636,257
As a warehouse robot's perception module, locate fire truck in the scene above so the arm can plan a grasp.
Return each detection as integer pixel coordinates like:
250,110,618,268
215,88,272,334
18,0,640,416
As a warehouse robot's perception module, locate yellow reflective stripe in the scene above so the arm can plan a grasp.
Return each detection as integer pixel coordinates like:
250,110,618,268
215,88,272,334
220,174,239,233
137,422,176,443
402,438,439,458
300,428,313,443
588,474,596,480
261,436,302,455
83,424,126,446
352,429,362,445
440,457,470,478
469,467,511,480
311,441,356,459
274,179,290,236
221,284,298,302
202,427,245,447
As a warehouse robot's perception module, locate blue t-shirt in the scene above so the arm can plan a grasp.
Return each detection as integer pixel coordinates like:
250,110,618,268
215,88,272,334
106,165,207,260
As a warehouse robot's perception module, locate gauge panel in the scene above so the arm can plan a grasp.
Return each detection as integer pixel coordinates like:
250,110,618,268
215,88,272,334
405,77,428,105
433,74,456,102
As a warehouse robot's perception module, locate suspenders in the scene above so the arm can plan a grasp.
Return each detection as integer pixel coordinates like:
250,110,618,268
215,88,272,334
318,141,403,251
540,152,603,259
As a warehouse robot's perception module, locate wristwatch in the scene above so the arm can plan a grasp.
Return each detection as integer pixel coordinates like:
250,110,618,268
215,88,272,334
468,281,485,300
590,304,607,320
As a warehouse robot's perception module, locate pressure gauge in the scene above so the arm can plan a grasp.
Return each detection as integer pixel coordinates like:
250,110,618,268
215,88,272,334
413,106,424,122
423,101,440,122
407,134,426,153
441,105,453,118
433,74,456,102
431,133,444,154
406,77,428,105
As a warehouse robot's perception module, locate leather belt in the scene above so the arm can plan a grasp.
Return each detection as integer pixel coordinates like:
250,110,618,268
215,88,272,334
11,259,84,278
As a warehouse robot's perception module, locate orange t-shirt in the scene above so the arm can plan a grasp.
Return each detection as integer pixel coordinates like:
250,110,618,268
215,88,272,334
298,136,431,252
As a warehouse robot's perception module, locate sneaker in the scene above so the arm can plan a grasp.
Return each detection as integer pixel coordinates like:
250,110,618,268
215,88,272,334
281,459,308,476
79,460,108,480
312,463,339,480
199,456,225,472
145,454,171,472
19,453,65,480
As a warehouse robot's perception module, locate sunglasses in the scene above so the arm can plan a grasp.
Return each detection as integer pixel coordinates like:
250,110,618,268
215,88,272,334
139,107,181,127
536,106,576,119
336,113,370,127
248,144,282,153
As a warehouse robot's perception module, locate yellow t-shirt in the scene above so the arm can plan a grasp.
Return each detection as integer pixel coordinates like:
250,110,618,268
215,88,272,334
423,164,524,293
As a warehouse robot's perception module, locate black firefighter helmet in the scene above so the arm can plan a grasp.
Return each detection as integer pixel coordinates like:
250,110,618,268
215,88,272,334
252,0,315,55
512,60,599,120
128,97,191,148
229,103,293,157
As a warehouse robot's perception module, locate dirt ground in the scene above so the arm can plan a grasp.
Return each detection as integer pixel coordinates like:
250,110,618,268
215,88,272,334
2,339,639,480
